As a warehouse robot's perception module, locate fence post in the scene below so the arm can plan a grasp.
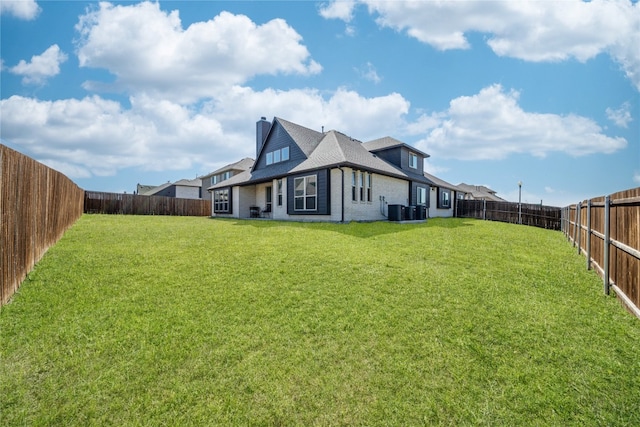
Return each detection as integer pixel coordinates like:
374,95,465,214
603,195,611,295
586,199,591,270
576,202,581,252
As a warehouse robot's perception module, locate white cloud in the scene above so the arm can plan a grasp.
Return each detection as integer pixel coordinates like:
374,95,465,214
0,87,410,179
319,0,356,22
9,44,68,85
415,84,627,160
0,0,40,20
634,171,640,184
321,0,640,90
356,62,381,84
606,102,633,128
75,2,321,103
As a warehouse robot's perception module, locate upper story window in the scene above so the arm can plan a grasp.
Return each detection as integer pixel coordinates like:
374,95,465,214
266,146,290,166
212,171,231,185
409,152,418,169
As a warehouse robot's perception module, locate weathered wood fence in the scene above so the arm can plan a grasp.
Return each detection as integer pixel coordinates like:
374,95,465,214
84,191,211,216
456,199,562,230
1,144,84,305
562,187,640,318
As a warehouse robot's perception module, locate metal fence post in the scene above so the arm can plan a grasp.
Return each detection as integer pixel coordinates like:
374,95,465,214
603,195,611,295
586,199,591,270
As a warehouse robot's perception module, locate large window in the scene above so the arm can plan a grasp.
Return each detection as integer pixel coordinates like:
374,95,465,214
417,186,427,205
409,152,418,169
294,175,317,211
213,189,230,213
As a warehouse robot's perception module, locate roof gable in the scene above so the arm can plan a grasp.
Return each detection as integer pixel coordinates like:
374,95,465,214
363,136,430,158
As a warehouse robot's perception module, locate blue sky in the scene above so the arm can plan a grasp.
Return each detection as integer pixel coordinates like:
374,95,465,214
1,0,638,206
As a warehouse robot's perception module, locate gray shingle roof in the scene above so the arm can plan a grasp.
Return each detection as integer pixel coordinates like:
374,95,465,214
201,157,254,178
423,172,460,191
363,136,430,158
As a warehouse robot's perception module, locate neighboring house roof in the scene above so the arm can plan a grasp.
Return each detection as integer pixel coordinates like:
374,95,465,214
456,183,505,201
139,181,172,196
423,172,461,192
136,184,157,194
200,157,254,179
363,136,430,158
140,178,201,196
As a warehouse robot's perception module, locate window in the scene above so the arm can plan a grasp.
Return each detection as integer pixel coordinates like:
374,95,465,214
265,146,289,166
438,188,451,209
352,171,357,201
213,189,230,213
417,186,427,205
265,186,272,212
359,171,365,202
409,152,418,169
366,173,372,202
294,175,317,211
277,179,283,206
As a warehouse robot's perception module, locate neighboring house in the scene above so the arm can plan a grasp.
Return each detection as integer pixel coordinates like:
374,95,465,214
199,157,255,197
456,183,505,202
137,178,203,199
208,117,433,222
423,172,464,218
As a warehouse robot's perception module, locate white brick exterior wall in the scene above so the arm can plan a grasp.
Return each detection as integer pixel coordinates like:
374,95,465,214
332,168,409,222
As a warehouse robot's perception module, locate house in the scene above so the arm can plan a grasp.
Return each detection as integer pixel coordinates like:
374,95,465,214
137,178,203,199
199,157,255,193
208,117,434,222
456,183,505,202
423,172,464,218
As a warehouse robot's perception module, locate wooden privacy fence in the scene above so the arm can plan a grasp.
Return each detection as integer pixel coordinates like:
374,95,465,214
1,144,84,305
85,191,211,216
456,199,562,230
562,187,640,318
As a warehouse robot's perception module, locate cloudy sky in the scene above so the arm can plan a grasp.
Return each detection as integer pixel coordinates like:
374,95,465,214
1,0,638,206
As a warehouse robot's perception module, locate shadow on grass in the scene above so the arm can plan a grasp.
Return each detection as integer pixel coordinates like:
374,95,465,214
217,216,474,238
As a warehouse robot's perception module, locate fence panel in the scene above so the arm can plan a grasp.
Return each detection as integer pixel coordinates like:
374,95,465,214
457,200,562,230
1,144,84,306
563,187,640,318
84,191,211,216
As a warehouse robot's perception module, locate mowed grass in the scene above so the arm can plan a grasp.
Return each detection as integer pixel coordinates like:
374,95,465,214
1,216,639,426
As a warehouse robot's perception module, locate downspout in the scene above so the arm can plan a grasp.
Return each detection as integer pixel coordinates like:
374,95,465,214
337,167,345,222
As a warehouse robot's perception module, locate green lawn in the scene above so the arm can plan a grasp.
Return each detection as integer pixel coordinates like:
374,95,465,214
1,215,639,426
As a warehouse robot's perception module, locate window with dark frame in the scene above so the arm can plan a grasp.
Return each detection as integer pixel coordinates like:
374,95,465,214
438,188,451,209
294,175,317,211
366,173,372,202
409,152,418,169
418,186,427,205
352,171,357,201
213,189,230,213
359,171,365,202
265,186,272,212
277,179,283,206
